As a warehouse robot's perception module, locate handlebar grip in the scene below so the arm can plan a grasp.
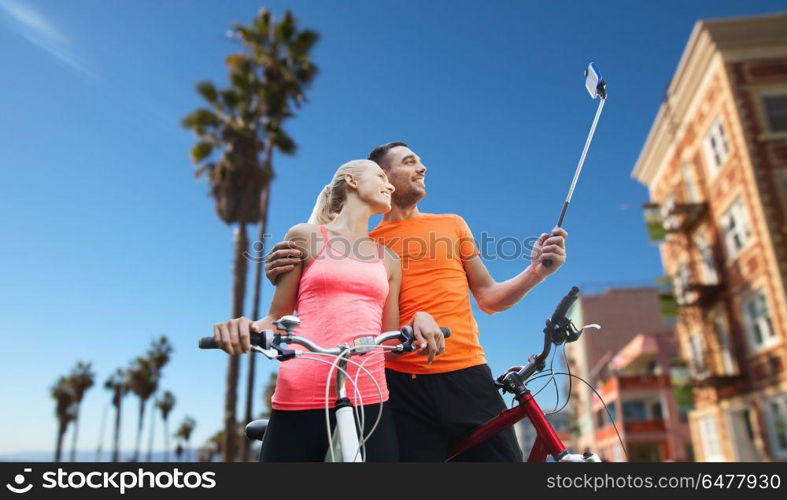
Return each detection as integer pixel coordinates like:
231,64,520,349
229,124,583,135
550,286,579,322
400,326,452,340
198,332,267,350
198,337,219,349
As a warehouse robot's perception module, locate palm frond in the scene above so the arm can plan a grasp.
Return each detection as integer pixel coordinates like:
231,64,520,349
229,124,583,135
190,141,214,164
181,108,220,133
196,81,220,107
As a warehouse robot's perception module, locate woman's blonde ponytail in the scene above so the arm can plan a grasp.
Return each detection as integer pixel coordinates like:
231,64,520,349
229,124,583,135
306,160,372,225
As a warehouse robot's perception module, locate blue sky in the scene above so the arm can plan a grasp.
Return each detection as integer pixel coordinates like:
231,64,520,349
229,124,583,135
1,0,784,457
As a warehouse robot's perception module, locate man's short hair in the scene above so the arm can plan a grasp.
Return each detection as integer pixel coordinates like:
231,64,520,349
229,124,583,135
368,141,408,169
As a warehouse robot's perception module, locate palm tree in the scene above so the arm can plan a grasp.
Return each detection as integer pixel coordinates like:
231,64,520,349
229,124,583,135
51,376,75,462
67,361,95,462
183,8,318,463
127,357,156,461
183,27,266,465
174,416,196,462
227,8,319,462
105,368,129,462
145,336,173,461
156,391,176,461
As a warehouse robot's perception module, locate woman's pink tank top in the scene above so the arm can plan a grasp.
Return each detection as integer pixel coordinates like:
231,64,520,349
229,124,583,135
271,225,390,410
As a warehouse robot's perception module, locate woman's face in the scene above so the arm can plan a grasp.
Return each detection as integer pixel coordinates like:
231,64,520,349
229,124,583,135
350,161,395,214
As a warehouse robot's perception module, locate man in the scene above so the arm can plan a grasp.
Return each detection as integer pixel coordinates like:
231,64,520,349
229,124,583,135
265,142,568,461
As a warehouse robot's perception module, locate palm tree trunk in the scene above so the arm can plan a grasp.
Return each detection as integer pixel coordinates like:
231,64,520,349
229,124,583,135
69,404,81,462
241,186,271,462
134,399,146,461
146,395,157,461
163,418,170,461
111,401,122,462
54,420,67,462
95,402,109,461
223,224,249,462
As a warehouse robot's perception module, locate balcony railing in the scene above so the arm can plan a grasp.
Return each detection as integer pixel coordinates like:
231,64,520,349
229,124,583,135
618,374,672,390
624,420,667,434
673,271,723,307
688,350,741,386
662,200,708,234
595,419,668,441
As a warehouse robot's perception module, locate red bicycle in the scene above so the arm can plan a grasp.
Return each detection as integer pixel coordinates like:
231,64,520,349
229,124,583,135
447,286,602,463
237,286,608,463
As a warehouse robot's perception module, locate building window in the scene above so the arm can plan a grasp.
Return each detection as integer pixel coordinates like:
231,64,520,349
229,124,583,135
741,290,777,352
597,405,617,428
761,94,787,133
688,334,707,376
651,401,664,420
698,414,725,461
681,161,700,202
703,116,730,176
766,394,787,457
674,261,691,301
719,198,752,260
623,401,647,421
694,231,718,284
711,307,736,375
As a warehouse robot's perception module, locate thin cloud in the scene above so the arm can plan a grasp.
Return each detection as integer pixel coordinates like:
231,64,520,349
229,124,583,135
0,0,96,79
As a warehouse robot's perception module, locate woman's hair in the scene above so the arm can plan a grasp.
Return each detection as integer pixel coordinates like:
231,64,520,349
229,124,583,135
307,160,373,224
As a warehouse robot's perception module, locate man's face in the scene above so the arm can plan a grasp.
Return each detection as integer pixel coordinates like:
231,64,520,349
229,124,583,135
383,146,427,207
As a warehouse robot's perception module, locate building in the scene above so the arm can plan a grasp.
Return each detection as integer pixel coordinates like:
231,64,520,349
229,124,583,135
566,286,676,460
632,13,787,461
593,331,693,461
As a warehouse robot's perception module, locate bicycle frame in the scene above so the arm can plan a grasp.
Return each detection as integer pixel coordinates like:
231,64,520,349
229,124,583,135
331,352,363,462
447,388,566,462
447,286,600,463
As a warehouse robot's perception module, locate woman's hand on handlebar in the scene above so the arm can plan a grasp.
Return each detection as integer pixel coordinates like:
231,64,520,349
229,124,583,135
213,317,271,355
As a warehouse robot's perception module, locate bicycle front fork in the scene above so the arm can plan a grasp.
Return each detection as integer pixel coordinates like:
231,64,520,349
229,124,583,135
333,355,363,462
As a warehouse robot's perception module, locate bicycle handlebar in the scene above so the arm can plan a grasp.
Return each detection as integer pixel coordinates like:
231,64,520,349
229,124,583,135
197,326,451,353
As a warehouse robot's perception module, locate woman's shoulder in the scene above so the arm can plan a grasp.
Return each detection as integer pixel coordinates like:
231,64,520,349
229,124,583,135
380,245,401,277
284,222,322,240
380,244,399,261
284,223,324,257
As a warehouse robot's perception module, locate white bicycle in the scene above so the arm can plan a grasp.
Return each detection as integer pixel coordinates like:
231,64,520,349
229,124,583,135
199,315,450,462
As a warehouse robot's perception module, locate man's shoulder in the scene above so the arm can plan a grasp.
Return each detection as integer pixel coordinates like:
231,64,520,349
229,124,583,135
371,213,467,238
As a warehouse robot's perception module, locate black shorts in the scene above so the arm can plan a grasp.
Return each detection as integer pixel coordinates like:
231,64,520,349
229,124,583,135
259,402,399,462
385,364,523,462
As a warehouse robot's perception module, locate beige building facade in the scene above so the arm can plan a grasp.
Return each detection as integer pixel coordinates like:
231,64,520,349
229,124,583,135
632,14,787,462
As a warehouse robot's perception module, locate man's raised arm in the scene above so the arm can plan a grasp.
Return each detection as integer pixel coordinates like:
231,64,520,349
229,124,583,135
463,227,568,315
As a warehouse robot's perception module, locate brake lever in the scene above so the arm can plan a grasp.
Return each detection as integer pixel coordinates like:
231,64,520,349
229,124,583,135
569,323,601,342
390,326,417,354
251,345,279,359
251,332,296,360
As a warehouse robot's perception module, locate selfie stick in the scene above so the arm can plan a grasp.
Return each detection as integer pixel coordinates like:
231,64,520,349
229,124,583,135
543,63,607,268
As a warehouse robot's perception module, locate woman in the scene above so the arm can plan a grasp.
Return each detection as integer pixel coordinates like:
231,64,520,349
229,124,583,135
212,159,431,462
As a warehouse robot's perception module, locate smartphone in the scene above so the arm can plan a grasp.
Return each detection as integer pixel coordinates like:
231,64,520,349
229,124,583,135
584,63,605,99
